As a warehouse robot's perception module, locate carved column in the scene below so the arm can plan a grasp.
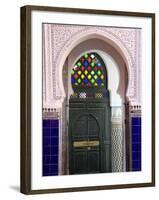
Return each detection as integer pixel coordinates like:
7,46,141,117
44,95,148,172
111,107,123,172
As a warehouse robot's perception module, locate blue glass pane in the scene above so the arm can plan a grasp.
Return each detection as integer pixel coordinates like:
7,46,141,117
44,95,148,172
84,60,89,67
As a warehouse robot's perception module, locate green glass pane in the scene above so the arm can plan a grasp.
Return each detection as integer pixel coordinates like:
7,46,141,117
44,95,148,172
78,70,82,75
77,78,81,84
91,62,95,67
91,79,95,84
77,62,82,67
101,83,104,86
91,70,95,75
84,53,88,58
71,69,75,75
97,70,101,76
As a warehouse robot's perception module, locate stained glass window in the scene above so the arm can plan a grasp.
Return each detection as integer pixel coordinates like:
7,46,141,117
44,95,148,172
71,53,106,88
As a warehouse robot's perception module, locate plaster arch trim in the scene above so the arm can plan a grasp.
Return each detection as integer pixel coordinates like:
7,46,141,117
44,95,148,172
53,28,135,102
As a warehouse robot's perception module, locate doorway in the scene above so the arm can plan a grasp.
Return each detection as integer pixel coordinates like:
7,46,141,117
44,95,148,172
69,52,111,174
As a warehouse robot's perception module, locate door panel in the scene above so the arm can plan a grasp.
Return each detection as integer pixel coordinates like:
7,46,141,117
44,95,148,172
69,102,111,174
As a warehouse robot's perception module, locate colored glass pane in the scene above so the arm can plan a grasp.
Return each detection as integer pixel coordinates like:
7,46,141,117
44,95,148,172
90,54,95,58
94,75,98,80
74,74,78,79
78,70,82,75
77,62,82,67
88,74,91,79
101,74,104,79
84,53,88,58
91,62,95,67
81,74,85,79
88,57,91,63
88,66,91,71
84,70,88,75
91,70,95,75
77,78,81,84
84,61,89,67
71,52,106,87
97,70,101,76
91,79,95,84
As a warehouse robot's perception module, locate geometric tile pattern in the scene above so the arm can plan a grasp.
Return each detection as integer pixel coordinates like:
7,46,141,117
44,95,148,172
111,126,123,172
70,92,104,99
43,119,59,176
71,52,105,87
131,117,141,171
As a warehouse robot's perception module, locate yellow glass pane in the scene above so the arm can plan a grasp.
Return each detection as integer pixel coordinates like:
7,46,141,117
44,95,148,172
81,74,85,79
84,70,88,75
88,74,91,79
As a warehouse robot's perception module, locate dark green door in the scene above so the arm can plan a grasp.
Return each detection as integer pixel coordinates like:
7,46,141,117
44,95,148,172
69,113,100,174
69,103,111,174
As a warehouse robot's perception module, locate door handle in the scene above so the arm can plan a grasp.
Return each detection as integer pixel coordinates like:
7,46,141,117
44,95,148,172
73,140,99,148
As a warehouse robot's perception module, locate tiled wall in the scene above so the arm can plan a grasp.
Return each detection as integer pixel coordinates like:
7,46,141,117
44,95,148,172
131,117,141,171
43,119,59,176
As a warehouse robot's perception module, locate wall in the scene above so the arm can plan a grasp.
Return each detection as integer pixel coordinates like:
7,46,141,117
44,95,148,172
0,0,158,200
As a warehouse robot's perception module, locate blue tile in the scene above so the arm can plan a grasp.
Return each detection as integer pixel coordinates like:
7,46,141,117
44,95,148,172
50,119,59,128
51,146,58,155
43,155,50,164
132,161,141,171
43,165,50,174
132,151,141,161
132,117,141,126
43,146,50,155
43,137,51,146
132,126,141,135
50,128,58,136
50,164,58,173
132,134,141,143
51,137,59,145
43,128,50,136
43,173,58,176
42,119,59,176
43,119,50,127
132,143,141,151
50,155,58,163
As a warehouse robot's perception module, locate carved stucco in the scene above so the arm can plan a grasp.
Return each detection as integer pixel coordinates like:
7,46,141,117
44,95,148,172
43,23,141,108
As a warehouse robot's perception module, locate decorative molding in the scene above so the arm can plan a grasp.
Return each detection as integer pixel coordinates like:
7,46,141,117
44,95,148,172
43,24,141,108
